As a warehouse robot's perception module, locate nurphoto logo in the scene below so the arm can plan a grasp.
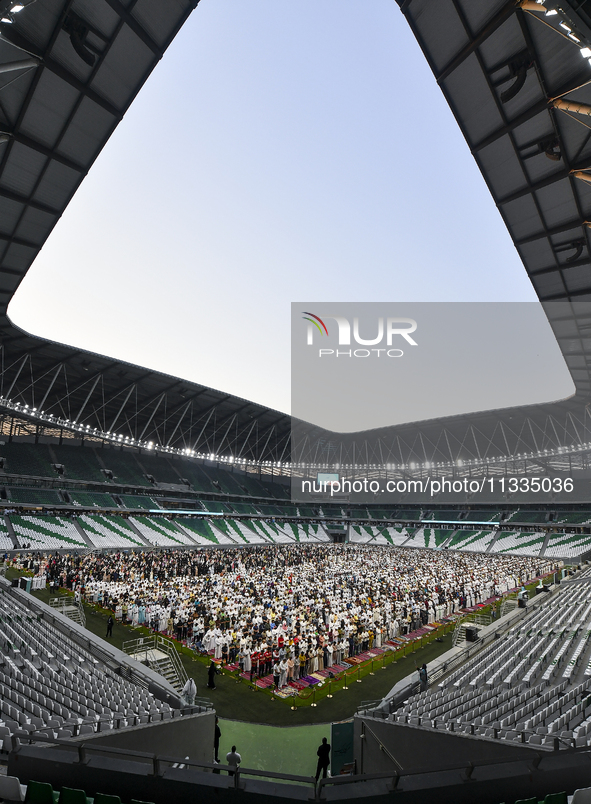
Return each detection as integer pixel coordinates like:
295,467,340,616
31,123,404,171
302,312,418,357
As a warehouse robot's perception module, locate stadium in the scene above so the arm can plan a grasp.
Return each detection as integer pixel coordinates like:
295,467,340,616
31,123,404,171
2,0,591,803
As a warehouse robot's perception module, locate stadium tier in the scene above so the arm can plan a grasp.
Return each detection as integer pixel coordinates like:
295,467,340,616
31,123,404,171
117,494,160,510
504,511,550,525
49,446,105,484
200,500,233,514
390,573,591,751
10,516,87,550
174,517,227,545
493,531,547,556
0,519,13,550
7,489,63,507
447,529,496,553
141,456,184,486
98,451,149,487
404,527,455,550
67,492,118,508
78,515,145,549
0,587,173,744
463,511,502,523
127,517,196,547
230,502,260,516
0,444,55,479
554,512,591,526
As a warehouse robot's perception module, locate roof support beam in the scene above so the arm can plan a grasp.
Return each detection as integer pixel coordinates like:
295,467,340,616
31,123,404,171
38,363,63,414
73,373,101,424
107,383,136,434
0,29,122,120
435,1,517,83
0,186,58,216
102,0,162,57
138,392,165,442
164,399,192,448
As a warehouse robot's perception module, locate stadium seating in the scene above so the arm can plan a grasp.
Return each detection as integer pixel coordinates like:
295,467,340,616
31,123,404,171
0,588,173,745
463,511,502,523
298,506,318,518
78,515,145,549
99,450,148,487
403,527,454,549
50,446,105,484
446,529,495,552
174,517,236,545
545,534,591,559
425,511,460,522
492,531,546,556
8,489,63,507
128,516,197,547
393,577,591,750
230,502,260,515
10,516,86,550
0,517,13,550
553,512,591,526
0,444,55,479
140,456,184,485
67,492,118,508
349,525,410,545
504,511,549,524
201,500,233,514
118,494,160,510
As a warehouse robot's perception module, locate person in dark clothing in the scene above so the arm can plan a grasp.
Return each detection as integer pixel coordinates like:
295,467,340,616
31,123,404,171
315,737,331,782
419,663,428,692
207,660,219,690
214,716,221,762
106,615,113,638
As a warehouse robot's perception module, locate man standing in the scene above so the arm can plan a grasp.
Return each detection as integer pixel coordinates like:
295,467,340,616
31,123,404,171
214,717,221,763
226,745,241,776
315,737,331,782
106,615,113,638
418,663,428,692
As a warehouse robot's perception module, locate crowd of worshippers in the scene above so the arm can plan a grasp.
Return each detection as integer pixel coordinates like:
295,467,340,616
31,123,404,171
16,545,555,687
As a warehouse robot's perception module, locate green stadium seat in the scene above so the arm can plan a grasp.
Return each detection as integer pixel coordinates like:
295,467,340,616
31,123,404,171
57,788,92,804
93,795,121,804
541,794,567,804
24,781,59,804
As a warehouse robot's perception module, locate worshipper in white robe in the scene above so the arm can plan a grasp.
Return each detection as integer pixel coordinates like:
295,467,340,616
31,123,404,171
204,629,216,652
279,658,288,688
243,646,252,674
326,642,334,667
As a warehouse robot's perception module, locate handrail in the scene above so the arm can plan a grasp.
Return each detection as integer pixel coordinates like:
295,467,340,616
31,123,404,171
122,634,187,691
12,730,585,795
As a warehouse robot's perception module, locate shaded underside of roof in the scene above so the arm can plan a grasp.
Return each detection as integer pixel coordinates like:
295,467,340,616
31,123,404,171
2,0,591,463
0,0,291,461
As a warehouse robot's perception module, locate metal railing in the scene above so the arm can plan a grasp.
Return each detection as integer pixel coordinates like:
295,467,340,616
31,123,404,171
49,595,86,628
10,731,589,800
122,634,188,691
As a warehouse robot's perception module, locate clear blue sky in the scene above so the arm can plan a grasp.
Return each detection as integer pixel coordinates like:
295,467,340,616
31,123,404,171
8,0,543,417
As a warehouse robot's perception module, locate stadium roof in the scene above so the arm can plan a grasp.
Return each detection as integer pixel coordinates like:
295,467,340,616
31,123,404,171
0,0,291,464
1,0,591,467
